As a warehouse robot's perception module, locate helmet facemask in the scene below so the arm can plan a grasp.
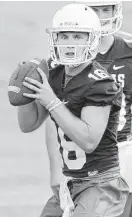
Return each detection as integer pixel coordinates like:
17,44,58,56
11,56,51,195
91,2,123,36
46,4,101,66
48,30,101,66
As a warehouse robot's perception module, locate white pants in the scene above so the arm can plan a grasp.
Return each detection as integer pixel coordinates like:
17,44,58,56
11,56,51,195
118,141,132,192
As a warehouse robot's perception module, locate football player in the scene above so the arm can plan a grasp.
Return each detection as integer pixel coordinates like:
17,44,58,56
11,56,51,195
85,2,132,217
18,4,129,217
48,2,132,216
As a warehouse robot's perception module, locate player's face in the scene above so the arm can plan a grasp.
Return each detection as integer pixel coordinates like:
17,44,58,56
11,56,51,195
56,32,89,63
91,5,114,26
91,5,113,19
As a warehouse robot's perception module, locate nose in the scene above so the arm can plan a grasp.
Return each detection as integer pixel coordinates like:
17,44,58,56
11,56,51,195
97,9,105,19
66,38,75,49
67,46,74,49
65,35,75,46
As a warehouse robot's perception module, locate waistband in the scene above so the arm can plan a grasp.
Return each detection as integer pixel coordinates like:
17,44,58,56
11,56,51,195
59,166,120,217
68,166,120,184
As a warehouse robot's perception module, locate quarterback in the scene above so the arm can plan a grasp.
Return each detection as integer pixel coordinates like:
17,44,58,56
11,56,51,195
48,2,132,216
18,4,129,217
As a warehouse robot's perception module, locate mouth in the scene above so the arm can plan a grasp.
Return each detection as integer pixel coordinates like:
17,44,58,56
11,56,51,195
65,52,75,58
101,20,110,26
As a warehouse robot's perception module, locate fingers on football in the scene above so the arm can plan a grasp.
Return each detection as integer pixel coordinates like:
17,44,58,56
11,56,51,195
24,77,42,88
37,67,47,82
23,81,40,92
23,93,39,99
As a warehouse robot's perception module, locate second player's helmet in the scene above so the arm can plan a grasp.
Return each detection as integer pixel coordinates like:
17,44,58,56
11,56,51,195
86,1,123,36
46,4,101,66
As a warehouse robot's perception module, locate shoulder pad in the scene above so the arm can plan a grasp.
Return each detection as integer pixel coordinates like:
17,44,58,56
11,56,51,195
88,61,111,81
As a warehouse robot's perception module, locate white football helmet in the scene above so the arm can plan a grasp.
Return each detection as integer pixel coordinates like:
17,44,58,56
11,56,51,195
46,4,101,66
75,1,123,36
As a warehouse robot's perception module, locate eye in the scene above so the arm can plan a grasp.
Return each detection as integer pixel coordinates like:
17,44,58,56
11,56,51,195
62,35,68,40
103,7,111,12
59,34,68,40
74,35,82,40
91,7,98,12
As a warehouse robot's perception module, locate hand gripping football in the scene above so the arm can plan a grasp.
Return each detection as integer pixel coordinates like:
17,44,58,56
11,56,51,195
8,58,49,106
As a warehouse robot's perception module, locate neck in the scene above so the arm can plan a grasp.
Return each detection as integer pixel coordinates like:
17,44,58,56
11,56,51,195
65,61,92,76
99,35,114,54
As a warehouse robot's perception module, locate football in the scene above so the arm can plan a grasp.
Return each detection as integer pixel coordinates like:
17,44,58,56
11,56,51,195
8,58,49,106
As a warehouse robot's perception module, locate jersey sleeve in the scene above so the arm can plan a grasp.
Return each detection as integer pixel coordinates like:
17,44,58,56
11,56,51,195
83,79,122,111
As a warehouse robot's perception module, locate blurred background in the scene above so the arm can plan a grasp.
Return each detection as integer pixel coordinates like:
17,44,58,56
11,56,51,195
0,1,132,217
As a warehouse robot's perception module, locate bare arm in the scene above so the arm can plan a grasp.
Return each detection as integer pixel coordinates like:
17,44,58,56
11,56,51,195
20,67,111,148
50,104,111,153
17,99,49,133
45,116,63,187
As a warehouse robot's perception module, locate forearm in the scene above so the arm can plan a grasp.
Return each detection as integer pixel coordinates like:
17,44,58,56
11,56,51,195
17,100,49,133
45,117,63,187
50,104,92,153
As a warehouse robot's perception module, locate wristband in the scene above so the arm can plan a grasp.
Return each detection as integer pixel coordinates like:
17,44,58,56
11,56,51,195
49,100,63,112
46,98,63,112
46,98,59,110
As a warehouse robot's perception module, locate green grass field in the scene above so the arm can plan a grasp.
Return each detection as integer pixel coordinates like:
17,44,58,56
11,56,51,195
0,2,132,217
